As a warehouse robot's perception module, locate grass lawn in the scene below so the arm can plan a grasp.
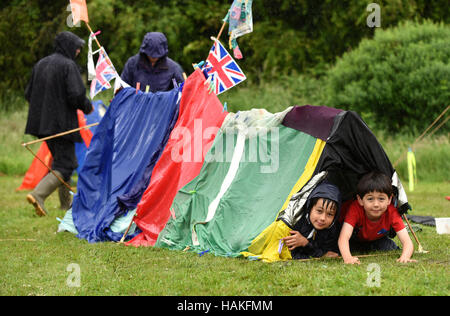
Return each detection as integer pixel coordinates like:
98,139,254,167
0,101,448,298
0,174,448,296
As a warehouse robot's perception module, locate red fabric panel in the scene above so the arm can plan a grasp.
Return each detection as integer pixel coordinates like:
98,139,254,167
127,69,228,247
16,142,53,191
77,109,93,147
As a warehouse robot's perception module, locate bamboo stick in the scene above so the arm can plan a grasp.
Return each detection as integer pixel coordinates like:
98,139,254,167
216,20,227,42
294,251,409,263
85,23,102,49
23,145,74,193
22,122,99,147
119,215,136,243
393,105,449,168
403,214,428,253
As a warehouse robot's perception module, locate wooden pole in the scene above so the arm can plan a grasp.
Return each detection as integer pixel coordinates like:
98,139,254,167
216,20,227,42
21,123,99,193
294,252,395,263
197,11,229,73
85,22,102,49
393,105,449,168
426,115,449,139
402,214,428,253
85,22,116,70
216,9,230,42
23,145,74,193
22,123,99,147
119,215,136,243
411,105,449,149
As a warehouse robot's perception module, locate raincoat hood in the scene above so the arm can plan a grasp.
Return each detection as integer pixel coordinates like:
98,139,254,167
54,31,85,60
305,182,342,228
139,32,168,59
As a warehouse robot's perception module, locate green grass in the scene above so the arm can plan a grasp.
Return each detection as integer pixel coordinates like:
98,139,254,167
1,173,449,296
0,110,36,176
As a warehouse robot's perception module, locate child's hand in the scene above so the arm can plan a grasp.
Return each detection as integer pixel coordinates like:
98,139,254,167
282,231,308,250
396,256,418,263
343,256,360,265
396,229,417,264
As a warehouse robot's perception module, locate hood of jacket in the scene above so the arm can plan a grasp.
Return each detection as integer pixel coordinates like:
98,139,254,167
54,31,85,60
305,182,342,228
139,32,168,59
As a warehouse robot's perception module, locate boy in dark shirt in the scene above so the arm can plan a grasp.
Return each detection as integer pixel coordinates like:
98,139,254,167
283,182,342,259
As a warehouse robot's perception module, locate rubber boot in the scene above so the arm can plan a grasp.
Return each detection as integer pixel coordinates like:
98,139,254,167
26,170,63,216
58,182,72,211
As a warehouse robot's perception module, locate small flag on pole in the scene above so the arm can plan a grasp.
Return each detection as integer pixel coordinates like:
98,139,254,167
226,0,253,59
70,0,89,25
407,147,417,192
90,48,117,99
202,39,246,95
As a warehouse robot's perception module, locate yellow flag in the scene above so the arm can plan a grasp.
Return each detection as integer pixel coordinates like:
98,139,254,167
407,148,416,191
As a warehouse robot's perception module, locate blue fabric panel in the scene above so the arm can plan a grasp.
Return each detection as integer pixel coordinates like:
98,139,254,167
75,100,106,175
72,87,180,242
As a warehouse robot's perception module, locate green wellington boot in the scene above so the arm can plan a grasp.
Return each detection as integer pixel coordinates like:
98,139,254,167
58,182,72,211
26,170,63,216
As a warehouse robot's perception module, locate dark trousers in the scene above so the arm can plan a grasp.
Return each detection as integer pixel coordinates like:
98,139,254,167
349,236,400,253
46,138,78,182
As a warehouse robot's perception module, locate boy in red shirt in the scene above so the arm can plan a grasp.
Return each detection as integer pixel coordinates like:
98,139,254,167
338,171,416,264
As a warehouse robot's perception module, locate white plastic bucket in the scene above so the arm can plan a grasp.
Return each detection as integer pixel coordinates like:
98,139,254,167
435,217,450,234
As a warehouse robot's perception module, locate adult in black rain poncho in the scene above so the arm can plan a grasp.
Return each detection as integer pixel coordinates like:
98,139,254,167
25,31,93,216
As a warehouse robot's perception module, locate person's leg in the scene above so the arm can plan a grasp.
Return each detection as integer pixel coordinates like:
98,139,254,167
291,248,311,260
349,238,367,254
26,170,64,216
26,138,77,215
47,138,78,183
48,138,78,210
370,236,400,251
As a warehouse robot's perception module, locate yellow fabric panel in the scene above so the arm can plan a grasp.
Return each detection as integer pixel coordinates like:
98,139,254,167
241,138,326,262
241,220,292,262
279,139,326,212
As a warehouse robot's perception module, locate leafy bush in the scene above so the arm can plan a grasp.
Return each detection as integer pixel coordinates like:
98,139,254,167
325,21,450,134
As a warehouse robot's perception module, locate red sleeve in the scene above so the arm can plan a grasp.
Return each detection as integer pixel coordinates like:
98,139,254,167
339,199,353,223
343,201,361,228
389,205,406,232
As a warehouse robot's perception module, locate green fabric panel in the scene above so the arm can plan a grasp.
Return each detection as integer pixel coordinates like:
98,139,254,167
156,126,317,257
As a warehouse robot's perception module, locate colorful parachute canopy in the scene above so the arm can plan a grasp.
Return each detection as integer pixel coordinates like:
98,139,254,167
155,105,409,262
72,87,180,243
155,108,323,256
127,69,228,247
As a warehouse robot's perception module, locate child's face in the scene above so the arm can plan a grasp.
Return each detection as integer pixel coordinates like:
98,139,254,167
309,198,336,230
357,191,392,221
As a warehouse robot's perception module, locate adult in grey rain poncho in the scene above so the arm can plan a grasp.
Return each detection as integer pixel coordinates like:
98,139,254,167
121,32,184,92
25,31,93,216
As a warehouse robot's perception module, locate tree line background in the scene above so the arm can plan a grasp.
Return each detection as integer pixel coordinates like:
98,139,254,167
0,0,449,133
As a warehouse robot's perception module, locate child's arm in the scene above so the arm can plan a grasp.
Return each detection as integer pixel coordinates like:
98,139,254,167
396,228,417,263
338,223,360,264
282,231,309,251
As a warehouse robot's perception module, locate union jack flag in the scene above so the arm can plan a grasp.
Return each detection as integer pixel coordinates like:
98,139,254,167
203,40,246,95
90,48,117,99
